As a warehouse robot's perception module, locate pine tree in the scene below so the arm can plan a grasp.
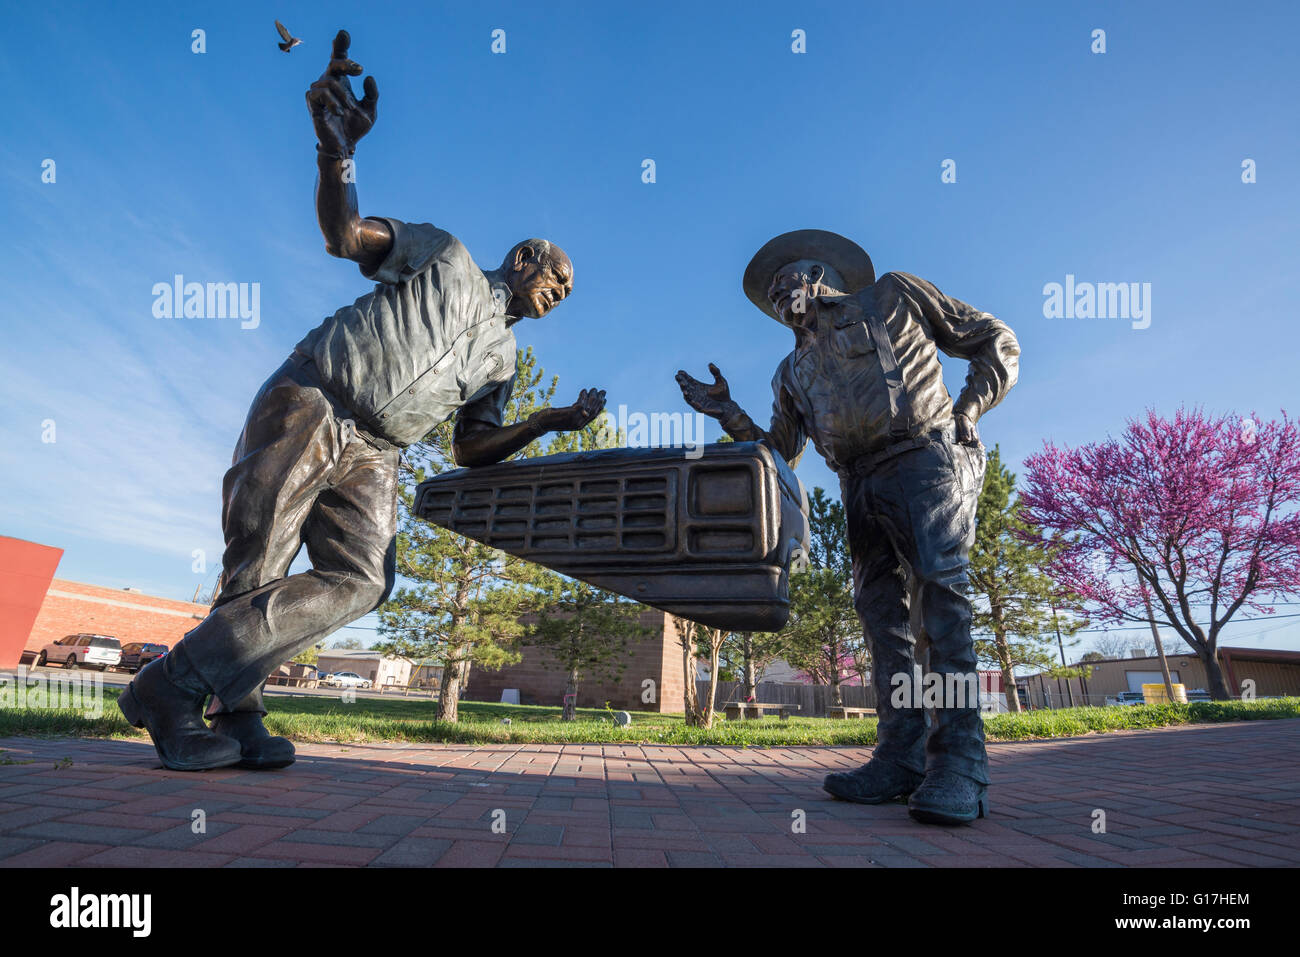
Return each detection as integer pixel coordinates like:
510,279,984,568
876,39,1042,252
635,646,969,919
969,447,1087,712
779,488,864,707
374,347,617,722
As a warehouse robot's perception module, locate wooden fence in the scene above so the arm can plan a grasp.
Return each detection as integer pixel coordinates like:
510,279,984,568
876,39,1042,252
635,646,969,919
697,680,875,717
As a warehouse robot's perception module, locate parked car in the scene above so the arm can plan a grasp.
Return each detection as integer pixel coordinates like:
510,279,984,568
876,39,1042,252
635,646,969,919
1113,691,1146,706
323,671,372,689
119,642,169,673
34,634,122,671
1184,689,1212,702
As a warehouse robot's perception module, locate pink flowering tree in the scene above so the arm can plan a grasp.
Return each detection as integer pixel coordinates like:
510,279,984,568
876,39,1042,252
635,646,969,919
1020,409,1300,700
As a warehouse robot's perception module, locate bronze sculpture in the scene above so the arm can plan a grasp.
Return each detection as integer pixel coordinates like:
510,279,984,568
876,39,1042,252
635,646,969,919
677,229,1020,824
118,31,605,772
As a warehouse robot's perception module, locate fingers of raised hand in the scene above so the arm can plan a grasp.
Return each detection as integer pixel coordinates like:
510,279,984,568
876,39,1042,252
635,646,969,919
328,31,364,78
306,84,344,116
359,75,379,118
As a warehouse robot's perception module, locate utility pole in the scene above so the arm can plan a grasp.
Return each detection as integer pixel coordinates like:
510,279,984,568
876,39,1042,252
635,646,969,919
1140,580,1176,701
1051,601,1075,707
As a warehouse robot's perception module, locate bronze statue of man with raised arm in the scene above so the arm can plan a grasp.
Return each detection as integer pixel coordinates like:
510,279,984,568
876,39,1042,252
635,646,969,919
677,229,1019,824
118,31,605,772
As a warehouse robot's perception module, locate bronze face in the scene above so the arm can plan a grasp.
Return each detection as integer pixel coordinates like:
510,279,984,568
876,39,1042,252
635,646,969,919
766,259,841,327
506,243,574,319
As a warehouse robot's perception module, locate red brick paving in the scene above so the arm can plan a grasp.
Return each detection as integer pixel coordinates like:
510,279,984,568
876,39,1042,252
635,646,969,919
1,719,1297,867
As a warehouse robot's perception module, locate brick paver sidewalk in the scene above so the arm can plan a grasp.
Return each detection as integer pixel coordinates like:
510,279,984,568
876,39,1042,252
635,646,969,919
1,719,1297,867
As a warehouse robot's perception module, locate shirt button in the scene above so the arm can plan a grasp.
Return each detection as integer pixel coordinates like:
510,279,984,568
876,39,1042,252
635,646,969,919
408,388,415,394
467,330,476,339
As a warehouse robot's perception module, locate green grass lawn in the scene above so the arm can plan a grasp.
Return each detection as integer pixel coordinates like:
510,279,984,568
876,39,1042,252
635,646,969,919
1,686,1297,747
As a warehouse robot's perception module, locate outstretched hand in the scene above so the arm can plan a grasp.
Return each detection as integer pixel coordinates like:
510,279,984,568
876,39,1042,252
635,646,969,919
675,363,734,419
546,388,607,432
306,30,379,155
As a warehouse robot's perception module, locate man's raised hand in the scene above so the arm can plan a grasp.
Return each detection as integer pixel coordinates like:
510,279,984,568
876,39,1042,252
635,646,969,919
675,363,735,420
306,30,379,156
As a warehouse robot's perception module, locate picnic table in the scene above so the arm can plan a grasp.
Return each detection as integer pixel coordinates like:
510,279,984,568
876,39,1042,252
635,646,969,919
723,701,800,721
264,675,318,689
827,706,876,720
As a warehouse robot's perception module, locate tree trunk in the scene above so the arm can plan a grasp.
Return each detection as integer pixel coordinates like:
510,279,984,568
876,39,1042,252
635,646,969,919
562,666,579,721
742,653,757,703
996,637,1021,713
436,652,463,723
701,635,721,729
681,636,700,727
1201,649,1232,700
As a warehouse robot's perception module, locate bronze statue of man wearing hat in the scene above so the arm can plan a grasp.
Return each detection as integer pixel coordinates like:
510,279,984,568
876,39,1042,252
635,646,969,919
677,230,1019,824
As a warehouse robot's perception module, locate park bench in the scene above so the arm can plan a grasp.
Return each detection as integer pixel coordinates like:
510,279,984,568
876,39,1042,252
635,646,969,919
827,706,876,720
723,701,800,721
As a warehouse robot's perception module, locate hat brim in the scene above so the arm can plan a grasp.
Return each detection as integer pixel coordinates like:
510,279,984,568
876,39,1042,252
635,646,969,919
743,229,875,324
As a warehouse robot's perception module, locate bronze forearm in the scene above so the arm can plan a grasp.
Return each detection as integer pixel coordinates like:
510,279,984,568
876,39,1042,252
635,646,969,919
314,151,392,270
452,417,549,468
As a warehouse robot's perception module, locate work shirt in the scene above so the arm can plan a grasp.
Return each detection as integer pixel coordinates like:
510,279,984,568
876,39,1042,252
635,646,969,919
726,272,1019,474
293,218,517,448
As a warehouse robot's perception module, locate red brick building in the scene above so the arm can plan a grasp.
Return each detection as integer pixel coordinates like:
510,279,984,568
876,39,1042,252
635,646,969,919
466,608,687,713
22,578,208,659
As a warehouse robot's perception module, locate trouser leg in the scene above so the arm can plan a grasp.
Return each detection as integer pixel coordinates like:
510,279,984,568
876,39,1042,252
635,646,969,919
872,439,988,785
172,360,398,714
843,476,925,775
199,437,400,714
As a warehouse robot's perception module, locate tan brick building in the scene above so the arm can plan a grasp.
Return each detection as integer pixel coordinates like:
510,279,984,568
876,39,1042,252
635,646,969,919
1018,647,1300,707
466,608,687,713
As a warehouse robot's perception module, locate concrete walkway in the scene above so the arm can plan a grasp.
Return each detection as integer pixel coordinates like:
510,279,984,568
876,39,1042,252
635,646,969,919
1,720,1297,867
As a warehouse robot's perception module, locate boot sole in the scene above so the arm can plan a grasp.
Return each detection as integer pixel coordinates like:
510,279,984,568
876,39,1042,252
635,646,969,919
117,684,244,772
236,754,296,771
822,773,920,805
822,783,913,805
908,795,990,826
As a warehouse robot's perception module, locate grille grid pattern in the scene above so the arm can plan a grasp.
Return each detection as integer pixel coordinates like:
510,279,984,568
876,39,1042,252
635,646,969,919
419,472,677,554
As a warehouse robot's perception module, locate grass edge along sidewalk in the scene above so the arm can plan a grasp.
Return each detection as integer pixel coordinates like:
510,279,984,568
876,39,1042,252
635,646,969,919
0,688,1297,747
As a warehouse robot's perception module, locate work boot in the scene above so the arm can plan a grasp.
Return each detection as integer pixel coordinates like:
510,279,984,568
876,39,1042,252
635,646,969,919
117,657,243,772
907,769,989,825
823,758,924,804
208,711,295,770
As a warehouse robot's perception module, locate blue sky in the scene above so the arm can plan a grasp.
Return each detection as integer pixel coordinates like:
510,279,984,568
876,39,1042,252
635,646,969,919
3,1,1298,655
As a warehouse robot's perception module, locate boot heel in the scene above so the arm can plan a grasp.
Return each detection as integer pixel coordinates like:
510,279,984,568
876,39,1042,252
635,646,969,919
117,684,145,728
977,794,990,818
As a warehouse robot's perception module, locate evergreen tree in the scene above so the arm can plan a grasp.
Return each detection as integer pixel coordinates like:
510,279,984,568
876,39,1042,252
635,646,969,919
374,347,617,722
969,447,1087,712
780,487,864,707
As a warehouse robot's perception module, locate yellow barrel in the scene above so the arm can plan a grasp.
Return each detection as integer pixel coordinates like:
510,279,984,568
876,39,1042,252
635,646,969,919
1142,683,1187,704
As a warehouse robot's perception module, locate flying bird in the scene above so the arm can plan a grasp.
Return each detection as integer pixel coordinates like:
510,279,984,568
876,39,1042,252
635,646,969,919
275,20,302,52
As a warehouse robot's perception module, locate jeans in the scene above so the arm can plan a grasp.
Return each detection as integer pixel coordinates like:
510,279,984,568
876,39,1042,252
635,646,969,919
842,434,988,784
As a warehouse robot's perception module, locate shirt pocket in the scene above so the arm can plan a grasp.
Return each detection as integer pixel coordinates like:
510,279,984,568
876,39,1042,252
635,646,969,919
833,321,875,359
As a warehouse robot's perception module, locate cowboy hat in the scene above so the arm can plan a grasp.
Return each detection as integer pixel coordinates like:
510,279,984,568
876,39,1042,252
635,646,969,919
742,229,875,324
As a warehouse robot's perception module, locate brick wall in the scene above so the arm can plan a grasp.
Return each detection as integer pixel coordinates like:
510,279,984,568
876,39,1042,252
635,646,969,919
465,608,688,713
25,579,208,653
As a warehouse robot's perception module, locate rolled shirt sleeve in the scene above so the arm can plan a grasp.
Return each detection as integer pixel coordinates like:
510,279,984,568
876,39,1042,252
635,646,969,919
889,272,1020,422
360,218,456,286
454,367,518,439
